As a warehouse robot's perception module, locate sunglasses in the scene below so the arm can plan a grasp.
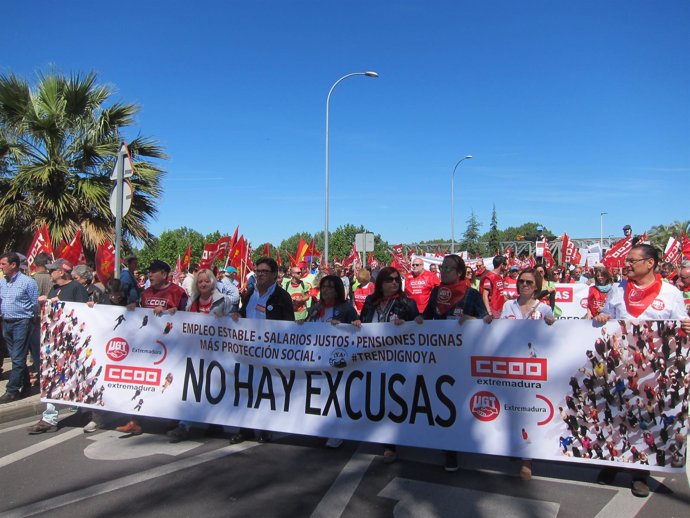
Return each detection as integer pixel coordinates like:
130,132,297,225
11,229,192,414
518,279,535,285
384,276,401,283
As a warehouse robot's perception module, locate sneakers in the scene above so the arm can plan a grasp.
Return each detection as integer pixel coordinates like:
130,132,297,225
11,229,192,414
229,432,247,444
166,425,190,443
383,448,398,464
0,392,20,404
325,438,344,449
631,478,650,497
83,421,100,433
520,460,532,481
28,420,58,434
444,451,459,472
115,420,143,435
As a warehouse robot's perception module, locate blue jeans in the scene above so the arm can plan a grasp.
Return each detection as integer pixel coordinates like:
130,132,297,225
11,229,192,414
2,318,32,395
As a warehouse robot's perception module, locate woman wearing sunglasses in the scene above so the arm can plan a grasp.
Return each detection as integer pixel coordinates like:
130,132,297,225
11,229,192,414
356,266,419,464
421,254,490,472
501,267,555,480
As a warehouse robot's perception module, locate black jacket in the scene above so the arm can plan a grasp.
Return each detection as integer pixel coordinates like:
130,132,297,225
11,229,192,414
422,286,487,320
240,285,295,321
307,301,357,323
360,295,419,323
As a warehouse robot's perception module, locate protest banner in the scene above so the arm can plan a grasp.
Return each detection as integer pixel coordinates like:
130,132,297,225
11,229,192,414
41,302,686,472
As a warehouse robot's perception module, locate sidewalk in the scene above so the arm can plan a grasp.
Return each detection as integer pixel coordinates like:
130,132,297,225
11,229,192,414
0,358,45,424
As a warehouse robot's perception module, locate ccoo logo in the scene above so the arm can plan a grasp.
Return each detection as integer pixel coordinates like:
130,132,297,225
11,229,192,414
106,337,129,361
470,391,500,422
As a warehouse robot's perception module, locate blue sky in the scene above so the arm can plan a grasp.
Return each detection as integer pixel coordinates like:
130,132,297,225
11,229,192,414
3,1,689,248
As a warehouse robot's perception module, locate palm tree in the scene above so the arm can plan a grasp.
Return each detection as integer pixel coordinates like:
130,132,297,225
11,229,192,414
647,220,690,251
0,71,167,253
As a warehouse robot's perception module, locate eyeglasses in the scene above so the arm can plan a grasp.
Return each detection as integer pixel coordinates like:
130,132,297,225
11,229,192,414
624,258,649,265
384,277,401,283
255,269,273,274
412,263,423,267
439,266,455,272
518,279,535,285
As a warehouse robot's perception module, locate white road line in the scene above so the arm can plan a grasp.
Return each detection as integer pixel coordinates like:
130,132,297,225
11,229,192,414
0,442,260,518
0,428,83,469
310,449,376,518
0,421,40,435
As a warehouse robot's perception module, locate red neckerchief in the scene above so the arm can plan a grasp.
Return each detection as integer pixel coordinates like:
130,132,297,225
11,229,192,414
624,274,663,317
436,281,468,316
316,300,336,320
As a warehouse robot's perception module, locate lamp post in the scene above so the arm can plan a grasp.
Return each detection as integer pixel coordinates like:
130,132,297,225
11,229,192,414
451,155,473,254
324,71,379,265
600,211,608,252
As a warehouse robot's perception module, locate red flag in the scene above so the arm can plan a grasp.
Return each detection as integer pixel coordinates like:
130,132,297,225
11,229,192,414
603,236,632,268
58,230,86,265
682,233,690,259
391,244,411,274
342,243,360,269
199,242,219,270
287,251,296,267
306,239,320,259
181,244,192,272
262,242,270,257
664,237,681,265
275,248,282,267
95,240,116,285
26,224,54,272
228,235,246,271
542,242,555,269
367,251,373,266
332,255,338,264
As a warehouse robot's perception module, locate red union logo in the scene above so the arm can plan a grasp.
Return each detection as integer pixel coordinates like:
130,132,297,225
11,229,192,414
104,365,161,386
471,356,547,381
555,287,573,302
651,299,665,311
580,298,588,309
470,391,500,421
106,337,129,361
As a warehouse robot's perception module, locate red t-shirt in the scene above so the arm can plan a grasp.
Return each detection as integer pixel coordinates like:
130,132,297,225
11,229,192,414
404,270,440,312
503,277,518,300
354,282,375,315
140,283,188,311
587,286,608,317
482,271,506,313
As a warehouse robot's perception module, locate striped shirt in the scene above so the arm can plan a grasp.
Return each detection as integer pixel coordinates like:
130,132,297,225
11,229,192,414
0,271,39,319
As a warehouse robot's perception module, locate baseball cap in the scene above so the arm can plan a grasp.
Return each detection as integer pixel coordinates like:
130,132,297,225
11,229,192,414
47,258,73,272
622,225,631,231
509,265,519,271
148,259,171,273
225,266,238,274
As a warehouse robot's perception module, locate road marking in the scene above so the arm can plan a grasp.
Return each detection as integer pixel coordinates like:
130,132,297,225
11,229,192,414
84,430,202,460
0,442,261,518
0,428,83,469
379,478,560,518
310,448,376,518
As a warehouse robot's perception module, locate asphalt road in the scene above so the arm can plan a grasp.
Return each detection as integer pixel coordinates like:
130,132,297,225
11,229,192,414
0,406,689,518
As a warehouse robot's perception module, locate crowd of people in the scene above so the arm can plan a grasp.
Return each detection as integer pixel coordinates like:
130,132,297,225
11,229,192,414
1,240,689,498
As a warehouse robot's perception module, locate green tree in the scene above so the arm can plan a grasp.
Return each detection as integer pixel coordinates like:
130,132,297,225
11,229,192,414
487,204,500,254
648,220,689,251
0,71,166,253
136,227,204,270
460,211,483,256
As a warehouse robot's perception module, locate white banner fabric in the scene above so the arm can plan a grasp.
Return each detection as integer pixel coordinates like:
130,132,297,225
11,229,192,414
41,302,687,472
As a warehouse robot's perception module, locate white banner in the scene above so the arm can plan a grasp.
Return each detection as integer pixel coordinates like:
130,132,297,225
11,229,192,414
41,302,687,472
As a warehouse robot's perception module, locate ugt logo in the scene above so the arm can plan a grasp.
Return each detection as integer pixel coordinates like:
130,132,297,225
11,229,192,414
470,391,500,422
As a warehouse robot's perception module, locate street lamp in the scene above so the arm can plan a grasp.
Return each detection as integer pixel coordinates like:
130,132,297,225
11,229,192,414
451,155,473,254
600,211,608,252
324,71,379,265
